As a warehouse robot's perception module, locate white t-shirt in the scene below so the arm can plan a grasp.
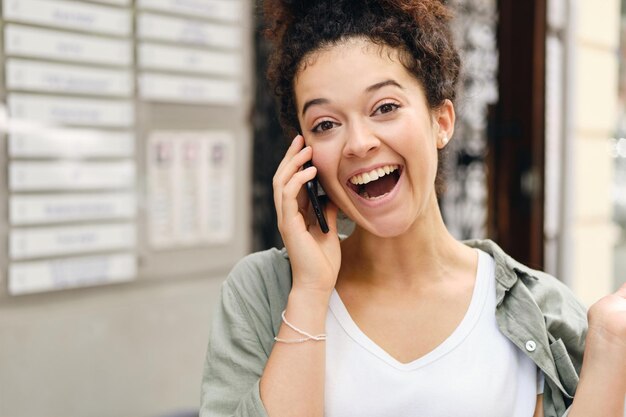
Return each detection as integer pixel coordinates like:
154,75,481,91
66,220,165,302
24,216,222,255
324,250,544,417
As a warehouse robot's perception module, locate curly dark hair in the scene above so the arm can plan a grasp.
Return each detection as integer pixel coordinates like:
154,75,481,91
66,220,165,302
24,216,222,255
262,0,461,138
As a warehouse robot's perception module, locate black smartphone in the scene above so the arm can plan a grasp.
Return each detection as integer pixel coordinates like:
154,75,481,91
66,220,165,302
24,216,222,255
303,160,329,233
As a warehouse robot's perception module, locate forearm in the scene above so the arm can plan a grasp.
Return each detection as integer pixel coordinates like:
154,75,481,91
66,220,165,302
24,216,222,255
259,288,331,417
567,334,626,417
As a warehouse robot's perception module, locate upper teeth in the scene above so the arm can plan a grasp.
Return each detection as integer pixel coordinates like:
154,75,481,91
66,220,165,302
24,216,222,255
349,165,399,185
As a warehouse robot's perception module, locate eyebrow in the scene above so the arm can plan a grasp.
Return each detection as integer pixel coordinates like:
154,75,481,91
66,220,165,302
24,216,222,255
301,98,329,117
365,79,404,93
300,79,404,117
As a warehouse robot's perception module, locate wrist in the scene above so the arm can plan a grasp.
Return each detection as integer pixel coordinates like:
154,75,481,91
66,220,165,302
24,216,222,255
288,286,333,309
570,355,626,417
275,288,330,342
587,321,626,345
579,330,626,393
585,326,626,368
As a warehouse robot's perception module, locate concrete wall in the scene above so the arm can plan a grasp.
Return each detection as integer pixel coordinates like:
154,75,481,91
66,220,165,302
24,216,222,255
0,273,226,417
0,1,254,416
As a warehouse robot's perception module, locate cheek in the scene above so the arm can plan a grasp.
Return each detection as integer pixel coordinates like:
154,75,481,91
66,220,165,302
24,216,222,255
388,124,438,181
310,143,340,188
310,135,342,165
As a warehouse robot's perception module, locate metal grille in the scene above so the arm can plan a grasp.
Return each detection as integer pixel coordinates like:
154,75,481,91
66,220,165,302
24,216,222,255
441,0,498,240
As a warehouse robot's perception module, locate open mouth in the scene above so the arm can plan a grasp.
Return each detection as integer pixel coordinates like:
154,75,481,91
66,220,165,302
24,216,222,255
348,164,402,200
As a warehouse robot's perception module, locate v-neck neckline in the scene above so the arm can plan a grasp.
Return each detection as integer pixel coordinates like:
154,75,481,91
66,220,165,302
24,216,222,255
328,249,492,372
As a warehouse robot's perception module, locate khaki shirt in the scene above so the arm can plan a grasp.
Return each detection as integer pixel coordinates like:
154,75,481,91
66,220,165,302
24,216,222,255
200,239,587,417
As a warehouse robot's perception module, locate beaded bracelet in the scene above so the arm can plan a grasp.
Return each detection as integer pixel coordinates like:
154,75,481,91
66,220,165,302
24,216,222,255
274,310,327,344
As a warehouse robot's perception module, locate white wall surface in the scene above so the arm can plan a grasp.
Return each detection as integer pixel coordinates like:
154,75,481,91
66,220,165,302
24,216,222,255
0,274,225,417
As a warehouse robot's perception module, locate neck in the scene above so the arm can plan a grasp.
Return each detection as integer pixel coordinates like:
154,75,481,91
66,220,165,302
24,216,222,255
338,197,476,292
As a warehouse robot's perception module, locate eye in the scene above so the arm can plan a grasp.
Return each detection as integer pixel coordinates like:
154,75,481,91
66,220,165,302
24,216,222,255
311,120,337,133
372,102,401,116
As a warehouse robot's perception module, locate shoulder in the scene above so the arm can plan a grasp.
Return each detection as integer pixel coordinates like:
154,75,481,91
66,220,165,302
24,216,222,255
510,261,585,315
466,239,587,346
506,257,588,355
222,247,293,335
226,247,292,291
466,239,586,312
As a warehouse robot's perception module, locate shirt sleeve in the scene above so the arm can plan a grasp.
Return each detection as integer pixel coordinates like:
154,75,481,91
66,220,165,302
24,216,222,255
537,274,588,417
200,278,270,417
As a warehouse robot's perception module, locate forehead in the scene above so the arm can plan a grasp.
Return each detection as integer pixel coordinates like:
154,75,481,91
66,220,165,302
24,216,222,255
294,38,418,103
299,37,401,71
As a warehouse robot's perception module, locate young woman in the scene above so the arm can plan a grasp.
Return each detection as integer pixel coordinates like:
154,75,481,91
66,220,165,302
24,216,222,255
201,1,626,416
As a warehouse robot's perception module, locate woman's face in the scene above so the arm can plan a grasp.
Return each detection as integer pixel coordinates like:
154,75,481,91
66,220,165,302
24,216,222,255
294,37,454,237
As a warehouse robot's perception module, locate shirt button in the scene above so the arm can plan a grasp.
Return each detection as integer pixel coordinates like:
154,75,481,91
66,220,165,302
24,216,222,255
525,340,537,352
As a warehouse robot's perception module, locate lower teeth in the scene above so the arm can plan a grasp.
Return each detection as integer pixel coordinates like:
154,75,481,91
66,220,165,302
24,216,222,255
362,192,389,200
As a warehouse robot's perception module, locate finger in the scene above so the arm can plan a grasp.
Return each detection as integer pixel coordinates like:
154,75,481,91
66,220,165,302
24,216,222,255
275,135,305,174
281,164,317,224
273,145,313,218
273,135,305,200
295,178,310,214
274,145,312,189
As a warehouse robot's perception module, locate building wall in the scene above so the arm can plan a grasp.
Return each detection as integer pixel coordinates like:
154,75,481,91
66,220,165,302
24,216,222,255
0,1,254,416
0,275,225,417
570,0,622,306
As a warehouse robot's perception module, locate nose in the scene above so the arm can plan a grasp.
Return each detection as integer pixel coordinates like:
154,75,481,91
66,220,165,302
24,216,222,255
342,121,380,158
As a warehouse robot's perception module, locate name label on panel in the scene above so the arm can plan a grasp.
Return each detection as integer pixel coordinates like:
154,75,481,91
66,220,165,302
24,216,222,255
10,161,136,191
9,130,134,158
147,130,234,248
138,43,240,77
9,253,136,295
137,13,240,49
137,0,241,23
174,137,203,244
2,0,132,36
89,0,131,6
204,132,234,243
6,59,133,97
4,24,132,66
10,193,136,225
139,73,240,105
147,133,176,248
8,94,134,127
10,223,136,260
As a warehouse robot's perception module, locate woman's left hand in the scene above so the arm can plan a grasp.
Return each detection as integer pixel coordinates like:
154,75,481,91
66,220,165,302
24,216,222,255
587,283,626,356
582,283,626,397
568,284,626,417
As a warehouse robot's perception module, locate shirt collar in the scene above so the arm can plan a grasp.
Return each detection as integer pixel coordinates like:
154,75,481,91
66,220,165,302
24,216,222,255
463,239,539,305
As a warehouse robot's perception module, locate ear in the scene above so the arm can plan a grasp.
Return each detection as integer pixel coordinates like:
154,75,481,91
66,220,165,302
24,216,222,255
434,99,456,149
